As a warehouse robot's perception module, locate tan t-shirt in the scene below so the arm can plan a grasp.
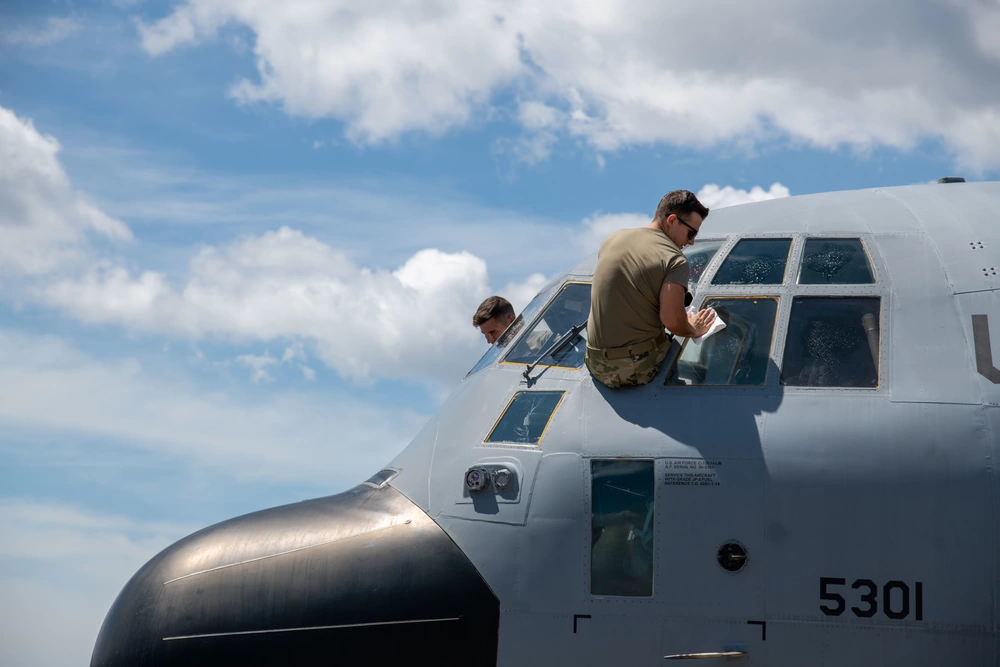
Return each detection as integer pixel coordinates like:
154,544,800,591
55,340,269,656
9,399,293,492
587,227,690,349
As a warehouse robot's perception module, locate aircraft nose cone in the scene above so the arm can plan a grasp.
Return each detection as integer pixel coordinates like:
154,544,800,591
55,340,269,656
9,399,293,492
91,482,499,666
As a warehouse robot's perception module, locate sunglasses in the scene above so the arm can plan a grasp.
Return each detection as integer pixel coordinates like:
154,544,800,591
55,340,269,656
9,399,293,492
675,216,698,240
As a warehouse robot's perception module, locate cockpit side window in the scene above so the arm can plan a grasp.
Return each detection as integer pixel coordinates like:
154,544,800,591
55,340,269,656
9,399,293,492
712,238,792,285
466,280,561,378
502,282,592,369
485,390,564,445
670,297,778,386
797,238,875,284
780,297,880,387
591,459,654,597
683,239,726,286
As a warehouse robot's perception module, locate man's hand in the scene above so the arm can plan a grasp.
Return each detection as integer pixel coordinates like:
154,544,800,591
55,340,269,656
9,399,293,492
688,308,716,338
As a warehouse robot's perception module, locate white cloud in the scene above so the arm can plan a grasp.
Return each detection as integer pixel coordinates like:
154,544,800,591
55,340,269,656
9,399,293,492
0,499,190,667
2,16,80,47
39,230,502,384
139,2,524,144
235,352,277,383
0,105,131,277
139,1,1000,169
696,182,791,209
282,342,305,362
0,330,420,482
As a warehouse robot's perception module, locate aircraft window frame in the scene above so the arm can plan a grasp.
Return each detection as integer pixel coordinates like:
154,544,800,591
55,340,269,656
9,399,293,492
661,233,889,391
499,281,592,372
589,458,655,598
710,237,794,286
796,237,877,285
779,296,883,389
465,278,563,379
683,238,729,287
484,390,567,447
669,296,780,387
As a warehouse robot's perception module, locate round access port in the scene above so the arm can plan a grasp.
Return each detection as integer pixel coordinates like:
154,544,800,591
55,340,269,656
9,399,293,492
717,541,748,573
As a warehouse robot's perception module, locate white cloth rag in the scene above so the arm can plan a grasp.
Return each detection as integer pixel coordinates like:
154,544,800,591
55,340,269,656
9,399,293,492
685,306,727,344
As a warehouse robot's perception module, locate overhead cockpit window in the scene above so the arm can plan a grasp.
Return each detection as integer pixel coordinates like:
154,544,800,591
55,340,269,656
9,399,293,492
671,297,778,385
683,239,726,285
781,297,881,387
591,460,654,597
466,280,561,378
798,238,875,284
712,238,792,285
502,282,592,369
485,390,565,445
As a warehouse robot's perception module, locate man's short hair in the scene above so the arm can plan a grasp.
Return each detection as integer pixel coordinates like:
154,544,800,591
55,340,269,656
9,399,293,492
473,296,515,327
654,190,710,224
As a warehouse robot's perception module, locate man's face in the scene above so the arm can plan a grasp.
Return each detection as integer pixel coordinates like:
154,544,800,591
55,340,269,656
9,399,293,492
666,212,704,249
479,313,516,344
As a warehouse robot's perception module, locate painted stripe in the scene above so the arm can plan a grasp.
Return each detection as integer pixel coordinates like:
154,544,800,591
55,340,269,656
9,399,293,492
162,617,461,641
163,520,411,585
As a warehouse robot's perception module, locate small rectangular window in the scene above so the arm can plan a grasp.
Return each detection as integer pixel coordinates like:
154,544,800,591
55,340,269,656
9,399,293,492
485,391,564,445
673,297,778,385
798,238,875,284
591,460,654,597
712,238,792,285
781,297,881,387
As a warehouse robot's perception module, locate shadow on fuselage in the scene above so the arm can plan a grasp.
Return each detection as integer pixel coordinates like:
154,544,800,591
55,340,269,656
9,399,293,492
590,358,784,460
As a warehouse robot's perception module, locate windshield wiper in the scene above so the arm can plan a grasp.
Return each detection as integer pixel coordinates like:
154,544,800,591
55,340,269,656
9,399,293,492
522,320,588,381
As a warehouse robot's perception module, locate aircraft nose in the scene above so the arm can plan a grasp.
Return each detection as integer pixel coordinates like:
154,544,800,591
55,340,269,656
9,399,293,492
91,481,499,666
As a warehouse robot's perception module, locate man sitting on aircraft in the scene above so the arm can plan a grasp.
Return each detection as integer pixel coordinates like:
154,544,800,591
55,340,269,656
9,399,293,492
586,190,717,388
473,295,518,345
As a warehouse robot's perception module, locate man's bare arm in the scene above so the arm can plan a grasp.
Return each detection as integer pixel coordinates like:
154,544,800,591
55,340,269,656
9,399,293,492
659,282,715,338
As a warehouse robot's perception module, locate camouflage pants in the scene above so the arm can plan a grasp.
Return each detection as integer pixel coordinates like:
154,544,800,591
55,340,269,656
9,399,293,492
585,336,671,388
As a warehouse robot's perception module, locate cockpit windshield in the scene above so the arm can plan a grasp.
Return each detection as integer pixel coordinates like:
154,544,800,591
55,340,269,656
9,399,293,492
503,282,592,369
683,239,726,286
466,280,561,378
671,297,778,385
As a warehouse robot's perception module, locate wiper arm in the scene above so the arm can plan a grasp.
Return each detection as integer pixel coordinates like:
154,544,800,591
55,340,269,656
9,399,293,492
522,320,588,381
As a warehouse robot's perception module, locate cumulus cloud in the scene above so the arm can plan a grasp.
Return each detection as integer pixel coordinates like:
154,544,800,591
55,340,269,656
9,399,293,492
39,227,525,384
0,105,132,276
696,182,791,209
139,2,523,144
138,0,1000,169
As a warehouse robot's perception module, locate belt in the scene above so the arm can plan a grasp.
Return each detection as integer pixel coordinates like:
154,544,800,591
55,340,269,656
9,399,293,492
588,331,668,361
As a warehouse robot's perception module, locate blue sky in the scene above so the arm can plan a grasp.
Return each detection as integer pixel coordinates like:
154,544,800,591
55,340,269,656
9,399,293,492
2,1,999,664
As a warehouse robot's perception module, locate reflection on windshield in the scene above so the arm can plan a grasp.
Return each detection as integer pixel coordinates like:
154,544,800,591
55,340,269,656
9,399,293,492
672,297,778,385
465,280,561,378
684,239,726,285
503,282,592,369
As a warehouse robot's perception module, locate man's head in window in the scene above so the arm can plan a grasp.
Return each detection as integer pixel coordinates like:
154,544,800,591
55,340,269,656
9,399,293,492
473,295,516,345
653,190,710,250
